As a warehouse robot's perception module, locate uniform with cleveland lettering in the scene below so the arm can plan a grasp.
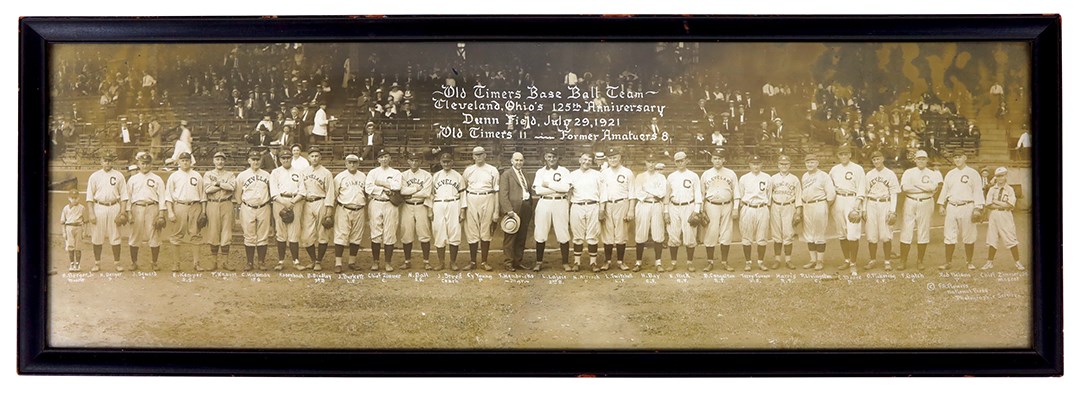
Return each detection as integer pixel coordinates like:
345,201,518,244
431,168,465,250
600,164,634,268
829,162,866,241
235,168,273,249
568,166,605,270
333,169,367,247
800,169,835,245
86,168,129,248
939,166,984,245
203,168,236,249
365,165,402,246
769,171,802,245
701,166,740,247
533,165,572,246
300,164,335,249
666,169,702,249
399,168,434,248
863,167,900,244
899,166,941,245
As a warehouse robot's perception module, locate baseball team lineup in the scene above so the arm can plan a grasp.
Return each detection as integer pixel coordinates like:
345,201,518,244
60,141,1026,278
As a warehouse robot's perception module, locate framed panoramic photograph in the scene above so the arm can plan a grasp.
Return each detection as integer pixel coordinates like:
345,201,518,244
18,15,1062,376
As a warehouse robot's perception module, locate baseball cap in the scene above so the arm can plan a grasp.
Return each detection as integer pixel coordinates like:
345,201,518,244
914,150,928,158
407,151,421,160
804,153,818,162
607,147,622,157
870,151,884,159
673,151,687,161
544,147,559,157
950,151,966,158
377,149,391,158
248,150,262,160
439,153,454,161
472,146,486,155
995,167,1008,176
777,155,791,163
100,151,117,160
177,152,192,160
345,154,360,162
68,189,80,197
278,150,293,159
135,151,153,162
710,148,726,158
837,145,852,154
308,146,321,155
748,155,763,164
213,151,226,159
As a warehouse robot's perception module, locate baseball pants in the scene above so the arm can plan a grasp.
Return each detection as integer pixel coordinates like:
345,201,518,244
64,224,83,251
601,200,630,245
300,199,331,247
570,202,601,245
129,203,162,248
900,197,934,244
769,202,797,245
272,202,303,244
831,195,862,240
432,200,462,248
91,202,122,245
205,200,234,246
801,200,829,244
864,200,893,243
534,198,570,244
333,205,366,246
943,202,977,245
368,199,398,245
666,204,697,247
634,201,665,244
986,209,1018,249
399,202,433,244
702,201,734,247
170,202,203,245
740,205,770,246
465,194,497,244
239,203,271,246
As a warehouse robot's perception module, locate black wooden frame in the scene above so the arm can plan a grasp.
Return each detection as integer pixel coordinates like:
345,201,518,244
18,15,1063,376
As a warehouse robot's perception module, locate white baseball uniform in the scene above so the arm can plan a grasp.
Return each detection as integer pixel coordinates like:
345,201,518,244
300,165,335,247
127,171,166,248
769,172,802,245
633,171,668,244
568,167,604,246
985,184,1019,249
863,167,900,243
600,165,634,245
829,162,866,240
533,166,571,244
462,163,500,244
666,169,702,247
235,168,272,246
333,169,367,246
365,166,402,245
801,170,835,244
939,166,984,244
270,165,307,244
86,168,129,245
700,167,740,246
166,169,207,245
899,167,942,244
399,168,434,244
431,169,465,248
203,169,236,247
739,171,772,246
61,203,86,252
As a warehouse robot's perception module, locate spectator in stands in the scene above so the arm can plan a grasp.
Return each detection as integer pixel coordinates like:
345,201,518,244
360,121,383,161
146,115,162,158
290,143,310,172
967,122,981,154
165,128,195,167
1016,124,1031,160
772,118,785,140
719,113,736,135
256,115,275,136
711,130,727,147
246,124,275,148
980,167,992,196
388,82,404,104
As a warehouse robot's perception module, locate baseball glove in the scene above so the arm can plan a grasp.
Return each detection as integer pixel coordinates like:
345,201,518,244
153,215,167,230
114,211,129,226
847,209,863,223
196,213,209,229
886,212,897,226
697,211,710,227
279,207,295,224
687,212,703,228
793,209,803,227
388,190,405,206
971,208,983,222
321,216,334,229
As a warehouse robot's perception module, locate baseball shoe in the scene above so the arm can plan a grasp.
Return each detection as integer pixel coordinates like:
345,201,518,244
369,264,379,271
916,261,925,271
450,263,460,271
770,261,781,270
385,263,395,272
632,264,641,272
838,261,850,270
757,262,769,271
1015,262,1026,271
966,262,976,270
723,262,734,272
243,263,254,271
481,263,493,271
865,260,876,270
591,264,600,273
334,264,342,274
687,263,696,272
618,262,630,271
601,261,610,271
883,261,893,271
802,261,815,269
116,264,125,272
895,262,906,271
532,264,541,272
506,263,516,272
703,262,713,272
937,263,949,271
572,265,581,272
463,262,475,271
195,264,210,272
981,261,994,270
151,262,160,271
90,263,100,272
743,262,752,272
655,265,664,273
814,261,824,271
293,260,304,271
785,261,796,270
172,265,181,273
129,263,139,272
313,264,322,272
424,263,432,270
274,262,283,271
399,261,410,270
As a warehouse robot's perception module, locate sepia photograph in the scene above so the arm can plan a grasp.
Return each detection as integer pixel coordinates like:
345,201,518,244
39,37,1041,351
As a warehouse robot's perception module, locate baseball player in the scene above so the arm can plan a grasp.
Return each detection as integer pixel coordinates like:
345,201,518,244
568,152,606,272
300,146,335,271
700,148,740,272
632,153,668,271
599,147,634,270
270,149,307,271
533,147,572,271
332,154,367,273
126,152,166,271
738,155,772,271
399,152,434,270
86,151,129,272
462,146,500,271
899,150,942,271
665,151,702,272
365,149,402,271
982,167,1025,271
938,152,985,270
829,145,866,275
431,153,466,271
204,151,236,271
800,153,835,270
769,155,803,269
166,152,207,272
235,149,273,271
61,189,86,272
863,151,901,271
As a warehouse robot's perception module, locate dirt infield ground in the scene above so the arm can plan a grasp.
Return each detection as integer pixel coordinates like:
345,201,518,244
46,217,1031,350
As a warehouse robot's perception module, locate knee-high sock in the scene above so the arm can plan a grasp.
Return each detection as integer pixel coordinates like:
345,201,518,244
468,242,478,263
756,245,766,261
653,242,663,262
480,240,490,263
289,242,300,261
334,244,345,259
721,244,730,262
277,241,287,261
129,246,139,264
111,244,121,262
945,244,955,262
383,244,394,263
686,246,695,262
1010,246,1021,261
256,245,267,263
371,242,381,262
900,243,911,262
742,245,752,262
988,246,997,260
883,241,891,260
535,242,546,262
868,243,878,260
449,244,459,263
604,244,613,262
349,243,360,259
635,243,645,261
616,244,626,261
784,244,792,257
560,242,570,264
245,246,255,264
669,246,679,261
403,242,413,261
306,246,318,262
318,243,328,261
964,243,975,263
917,243,928,261
93,244,103,262
420,242,431,261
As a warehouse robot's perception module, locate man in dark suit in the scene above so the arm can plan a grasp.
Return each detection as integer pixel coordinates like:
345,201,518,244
498,152,534,271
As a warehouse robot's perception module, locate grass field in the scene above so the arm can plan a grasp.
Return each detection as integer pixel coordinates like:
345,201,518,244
46,216,1032,350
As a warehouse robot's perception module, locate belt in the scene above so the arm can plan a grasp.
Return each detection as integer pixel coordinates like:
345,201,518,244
866,197,891,203
339,203,364,211
209,197,232,203
434,198,459,203
837,191,857,197
948,201,973,206
572,201,598,206
541,195,566,200
609,198,627,203
94,201,118,207
906,195,933,202
244,201,269,209
64,222,84,226
405,201,425,206
743,202,768,208
467,191,496,196
772,200,795,206
670,201,693,206
173,200,197,205
639,198,661,204
804,198,828,204
707,200,732,205
991,208,1011,212
280,193,296,198
372,197,391,202
305,196,326,202
132,201,158,207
